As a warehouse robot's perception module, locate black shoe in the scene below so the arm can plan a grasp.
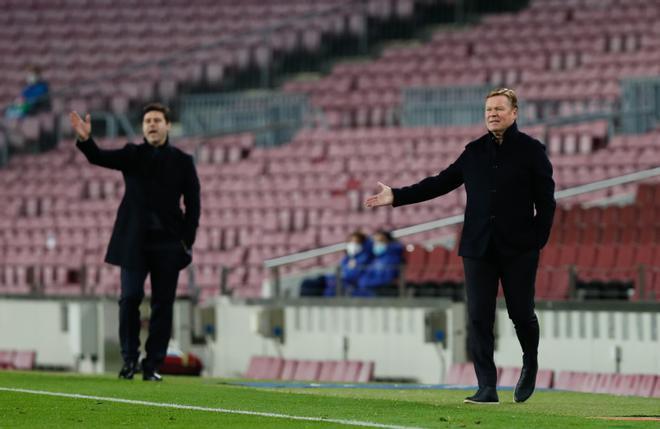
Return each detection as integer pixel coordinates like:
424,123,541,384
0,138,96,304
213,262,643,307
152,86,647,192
118,361,138,380
141,359,163,382
464,386,499,404
514,364,538,403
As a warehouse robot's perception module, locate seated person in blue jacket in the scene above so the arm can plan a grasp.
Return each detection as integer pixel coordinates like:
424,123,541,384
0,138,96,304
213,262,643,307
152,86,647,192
299,231,372,296
4,65,51,120
353,230,404,297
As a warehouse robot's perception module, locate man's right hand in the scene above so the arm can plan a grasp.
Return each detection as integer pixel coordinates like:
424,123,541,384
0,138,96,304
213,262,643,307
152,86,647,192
364,182,394,208
70,111,91,141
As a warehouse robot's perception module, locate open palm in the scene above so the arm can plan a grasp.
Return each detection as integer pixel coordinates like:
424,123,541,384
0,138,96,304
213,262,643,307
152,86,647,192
69,111,91,141
364,182,393,208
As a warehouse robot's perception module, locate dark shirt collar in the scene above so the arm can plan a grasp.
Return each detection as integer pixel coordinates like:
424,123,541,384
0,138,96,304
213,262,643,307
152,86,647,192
488,121,519,146
143,136,170,150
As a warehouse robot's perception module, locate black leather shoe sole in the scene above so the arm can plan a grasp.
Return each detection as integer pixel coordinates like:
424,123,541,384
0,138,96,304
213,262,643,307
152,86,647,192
463,398,500,404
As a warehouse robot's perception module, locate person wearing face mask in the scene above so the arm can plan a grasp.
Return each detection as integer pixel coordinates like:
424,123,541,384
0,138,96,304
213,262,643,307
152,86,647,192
70,103,201,382
354,230,404,297
4,65,50,120
327,231,373,296
300,231,372,297
364,88,555,404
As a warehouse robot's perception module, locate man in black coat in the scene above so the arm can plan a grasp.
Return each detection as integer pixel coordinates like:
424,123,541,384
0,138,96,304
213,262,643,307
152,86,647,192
70,103,200,381
365,88,555,404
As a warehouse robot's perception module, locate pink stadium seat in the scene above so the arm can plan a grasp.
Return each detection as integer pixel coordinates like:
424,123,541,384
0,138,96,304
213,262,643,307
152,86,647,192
280,359,298,381
356,361,375,383
536,369,554,389
245,356,284,380
12,350,36,370
292,360,322,382
636,375,658,397
594,373,616,394
318,360,339,382
0,350,15,369
651,376,660,398
445,363,467,385
333,360,363,383
458,363,479,386
554,371,574,390
497,367,521,387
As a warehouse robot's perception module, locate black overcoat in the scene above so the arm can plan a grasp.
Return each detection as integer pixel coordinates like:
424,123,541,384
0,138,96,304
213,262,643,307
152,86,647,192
76,137,201,270
392,122,556,257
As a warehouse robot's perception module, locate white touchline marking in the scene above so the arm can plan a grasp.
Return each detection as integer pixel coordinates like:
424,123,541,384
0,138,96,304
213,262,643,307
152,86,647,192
0,387,425,429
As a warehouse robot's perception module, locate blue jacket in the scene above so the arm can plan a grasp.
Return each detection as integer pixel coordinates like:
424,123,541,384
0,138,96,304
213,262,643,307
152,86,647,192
324,241,373,296
356,241,404,294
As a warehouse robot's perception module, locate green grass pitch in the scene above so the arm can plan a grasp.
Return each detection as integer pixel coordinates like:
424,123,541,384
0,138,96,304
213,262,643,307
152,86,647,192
0,371,658,428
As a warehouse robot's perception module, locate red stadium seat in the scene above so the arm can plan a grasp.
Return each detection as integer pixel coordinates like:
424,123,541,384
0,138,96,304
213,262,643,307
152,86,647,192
404,246,428,285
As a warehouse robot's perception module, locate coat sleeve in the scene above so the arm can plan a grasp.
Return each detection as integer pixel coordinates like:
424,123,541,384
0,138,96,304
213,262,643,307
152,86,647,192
531,143,556,249
75,137,134,171
182,155,201,248
391,150,466,207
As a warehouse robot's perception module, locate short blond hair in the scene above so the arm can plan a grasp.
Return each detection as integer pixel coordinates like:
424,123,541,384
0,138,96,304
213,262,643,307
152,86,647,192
486,88,518,109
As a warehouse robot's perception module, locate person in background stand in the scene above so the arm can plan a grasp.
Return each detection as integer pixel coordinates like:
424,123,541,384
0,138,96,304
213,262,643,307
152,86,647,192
300,231,372,297
365,88,555,404
70,103,200,381
354,230,403,297
5,65,50,119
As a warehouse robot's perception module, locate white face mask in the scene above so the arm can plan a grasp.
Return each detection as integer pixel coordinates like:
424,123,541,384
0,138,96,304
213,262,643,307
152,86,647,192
346,242,362,256
26,73,38,84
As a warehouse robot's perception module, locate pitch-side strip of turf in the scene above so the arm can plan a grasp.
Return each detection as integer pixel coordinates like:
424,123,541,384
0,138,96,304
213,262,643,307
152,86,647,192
0,386,425,429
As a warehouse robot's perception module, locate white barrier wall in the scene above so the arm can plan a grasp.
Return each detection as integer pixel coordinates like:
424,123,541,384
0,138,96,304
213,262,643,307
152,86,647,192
2,297,658,381
0,298,192,373
494,305,660,375
0,299,97,368
212,297,466,384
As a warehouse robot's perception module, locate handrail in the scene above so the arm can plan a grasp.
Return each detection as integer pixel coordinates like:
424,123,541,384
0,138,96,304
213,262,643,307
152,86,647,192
264,166,660,270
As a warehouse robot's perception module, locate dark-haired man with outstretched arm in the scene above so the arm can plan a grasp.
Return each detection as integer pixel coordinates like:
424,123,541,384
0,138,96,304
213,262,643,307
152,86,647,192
70,103,200,381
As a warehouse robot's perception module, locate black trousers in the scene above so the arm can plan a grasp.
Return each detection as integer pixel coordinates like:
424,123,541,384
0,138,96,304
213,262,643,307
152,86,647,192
463,240,540,388
119,246,180,368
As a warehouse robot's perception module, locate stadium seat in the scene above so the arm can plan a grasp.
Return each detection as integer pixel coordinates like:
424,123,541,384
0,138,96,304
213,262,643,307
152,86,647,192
244,356,284,380
318,360,339,382
594,373,616,394
292,360,322,381
0,350,15,369
636,374,658,397
356,361,375,383
11,350,35,370
536,369,554,389
280,359,298,381
497,367,521,388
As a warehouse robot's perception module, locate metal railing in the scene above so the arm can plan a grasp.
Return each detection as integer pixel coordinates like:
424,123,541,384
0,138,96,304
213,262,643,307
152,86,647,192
264,166,660,295
180,91,310,147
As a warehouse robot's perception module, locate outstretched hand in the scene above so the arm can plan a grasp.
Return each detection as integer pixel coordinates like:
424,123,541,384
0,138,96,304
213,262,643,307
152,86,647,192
364,182,393,208
69,111,91,141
